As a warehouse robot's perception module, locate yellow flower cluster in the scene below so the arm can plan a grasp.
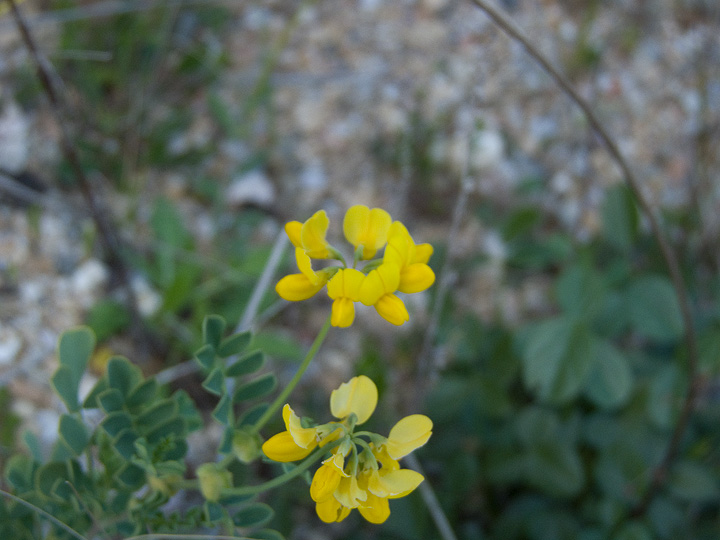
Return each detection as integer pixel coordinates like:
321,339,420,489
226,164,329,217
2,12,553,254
276,205,435,327
262,376,433,524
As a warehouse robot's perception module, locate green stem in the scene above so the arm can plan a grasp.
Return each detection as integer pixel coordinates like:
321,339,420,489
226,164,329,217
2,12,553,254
0,489,89,540
252,315,332,433
220,442,339,497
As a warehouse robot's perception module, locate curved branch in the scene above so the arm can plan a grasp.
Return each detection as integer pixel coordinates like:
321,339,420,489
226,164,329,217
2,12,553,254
467,0,699,514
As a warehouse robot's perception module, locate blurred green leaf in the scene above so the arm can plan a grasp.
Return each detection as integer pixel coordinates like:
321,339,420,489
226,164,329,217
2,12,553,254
98,388,125,414
86,299,131,342
626,276,683,341
58,414,89,456
203,315,226,350
522,316,594,403
225,350,264,378
202,367,226,396
107,356,143,397
53,327,96,411
233,374,277,402
232,502,274,528
583,340,634,409
555,264,606,319
613,522,652,540
667,461,720,502
212,394,234,426
218,331,252,358
52,366,80,413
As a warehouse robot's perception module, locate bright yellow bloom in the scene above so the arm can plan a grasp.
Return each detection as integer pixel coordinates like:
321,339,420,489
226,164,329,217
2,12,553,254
326,268,365,328
285,210,331,259
358,263,409,326
343,205,392,260
263,375,432,524
277,206,434,327
384,222,436,294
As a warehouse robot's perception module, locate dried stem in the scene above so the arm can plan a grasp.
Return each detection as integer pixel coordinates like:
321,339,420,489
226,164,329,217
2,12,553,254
468,0,699,514
5,0,156,358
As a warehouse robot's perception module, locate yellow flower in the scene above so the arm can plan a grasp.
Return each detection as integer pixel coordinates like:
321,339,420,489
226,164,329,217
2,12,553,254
285,210,331,259
326,268,365,328
262,375,432,524
343,205,392,260
384,222,435,294
358,263,409,326
275,248,334,301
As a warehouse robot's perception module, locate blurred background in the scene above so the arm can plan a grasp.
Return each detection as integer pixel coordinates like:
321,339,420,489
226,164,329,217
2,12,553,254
1,0,720,538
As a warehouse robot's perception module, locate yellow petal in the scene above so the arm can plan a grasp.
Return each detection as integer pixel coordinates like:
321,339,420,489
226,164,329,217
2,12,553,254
358,493,391,524
334,474,367,509
282,404,318,448
414,243,433,264
316,497,351,523
311,462,343,503
262,431,315,462
330,375,378,424
369,469,424,499
358,263,400,305
398,263,435,294
301,210,331,259
327,268,365,301
285,221,303,248
295,248,321,285
275,273,324,301
331,298,356,328
386,414,433,459
343,205,392,259
374,293,409,326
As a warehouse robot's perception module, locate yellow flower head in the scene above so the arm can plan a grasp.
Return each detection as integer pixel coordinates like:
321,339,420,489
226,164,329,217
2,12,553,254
261,375,432,524
277,206,434,327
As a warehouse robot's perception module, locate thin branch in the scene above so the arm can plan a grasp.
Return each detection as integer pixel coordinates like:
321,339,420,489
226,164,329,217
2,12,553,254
5,0,156,358
406,454,459,540
467,0,699,514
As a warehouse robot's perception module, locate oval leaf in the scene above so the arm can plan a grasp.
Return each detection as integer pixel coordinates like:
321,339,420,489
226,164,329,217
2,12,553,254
233,502,274,528
584,340,634,409
233,374,277,403
626,276,683,341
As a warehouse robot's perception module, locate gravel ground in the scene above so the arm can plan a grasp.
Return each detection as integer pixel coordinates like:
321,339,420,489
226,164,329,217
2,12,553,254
0,0,719,489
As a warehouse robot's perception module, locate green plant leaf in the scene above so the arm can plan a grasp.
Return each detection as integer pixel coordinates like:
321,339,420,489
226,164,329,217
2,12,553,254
251,529,285,540
125,378,158,409
116,462,145,489
146,417,185,444
52,366,80,412
137,399,178,430
36,462,69,501
58,414,89,456
232,502,274,528
212,394,234,426
601,184,638,251
101,411,133,437
107,356,143,397
225,350,264,377
202,367,225,396
613,522,652,540
668,461,720,501
555,264,606,319
626,275,683,341
203,315,226,349
583,340,634,409
237,403,269,427
58,326,96,384
86,299,131,341
98,388,125,413
218,331,252,358
521,316,594,403
233,373,277,403
82,377,109,409
113,429,140,460
194,343,216,371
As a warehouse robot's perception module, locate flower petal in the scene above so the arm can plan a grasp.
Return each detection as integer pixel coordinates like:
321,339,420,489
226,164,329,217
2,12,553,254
334,474,367,508
301,210,331,258
358,493,391,524
369,469,424,499
316,497,351,523
386,414,433,459
331,297,356,328
414,243,433,264
327,268,365,301
330,375,378,424
398,263,435,294
284,221,303,248
374,293,409,326
282,404,318,448
275,273,325,301
311,462,343,502
343,205,392,260
262,431,315,462
358,263,400,305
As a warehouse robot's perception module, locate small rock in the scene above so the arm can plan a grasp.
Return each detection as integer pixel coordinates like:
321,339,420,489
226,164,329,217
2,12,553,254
0,101,29,174
0,327,22,366
225,170,276,208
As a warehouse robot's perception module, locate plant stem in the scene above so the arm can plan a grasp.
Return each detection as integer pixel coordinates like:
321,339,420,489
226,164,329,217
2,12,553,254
251,315,332,434
220,443,337,498
467,0,700,516
0,489,89,540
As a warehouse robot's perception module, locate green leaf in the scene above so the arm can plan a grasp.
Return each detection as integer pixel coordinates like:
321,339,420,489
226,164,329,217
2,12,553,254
583,340,634,409
237,403,269,427
522,316,594,403
98,388,125,413
526,442,585,497
116,462,145,489
626,276,683,341
613,522,652,540
668,461,720,501
146,417,185,444
113,429,140,460
125,378,158,409
195,343,217,370
58,414,89,456
501,206,542,241
251,529,285,540
555,264,606,319
175,389,203,432
101,411,133,437
58,326,95,384
204,500,225,522
212,394,233,426
233,373,277,402
225,350,264,377
86,299,131,341
107,356,143,397
232,502,274,528
82,377,109,409
137,399,178,430
52,366,80,412
203,315,226,349
151,197,192,249
4,454,35,492
202,367,225,396
36,462,69,501
218,331,252,358
601,184,638,251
